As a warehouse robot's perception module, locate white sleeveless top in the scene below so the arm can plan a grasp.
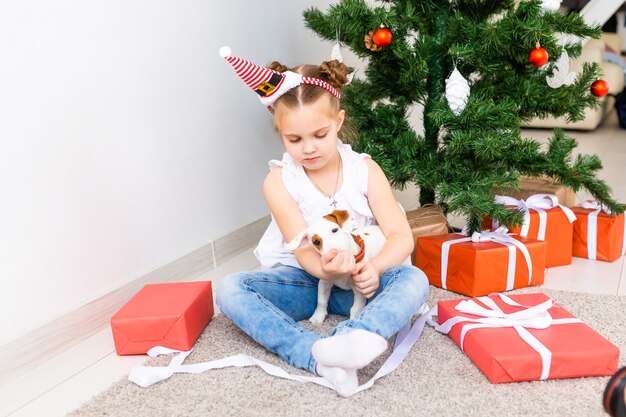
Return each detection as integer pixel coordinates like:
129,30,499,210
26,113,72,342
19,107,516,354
254,140,374,269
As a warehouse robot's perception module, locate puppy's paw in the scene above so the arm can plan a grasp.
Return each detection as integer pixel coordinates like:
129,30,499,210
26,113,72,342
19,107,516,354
309,309,327,324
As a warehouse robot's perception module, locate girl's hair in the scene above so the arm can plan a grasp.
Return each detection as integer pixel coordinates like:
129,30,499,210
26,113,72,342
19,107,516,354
268,60,357,142
267,60,349,112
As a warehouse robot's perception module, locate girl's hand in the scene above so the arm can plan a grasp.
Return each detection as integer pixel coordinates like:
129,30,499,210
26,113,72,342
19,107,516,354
321,249,356,277
351,262,380,299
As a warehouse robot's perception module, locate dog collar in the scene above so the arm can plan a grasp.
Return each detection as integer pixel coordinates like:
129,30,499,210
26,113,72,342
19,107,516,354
351,234,365,263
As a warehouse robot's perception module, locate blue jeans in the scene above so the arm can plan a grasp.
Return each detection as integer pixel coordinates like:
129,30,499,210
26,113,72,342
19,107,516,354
216,264,429,374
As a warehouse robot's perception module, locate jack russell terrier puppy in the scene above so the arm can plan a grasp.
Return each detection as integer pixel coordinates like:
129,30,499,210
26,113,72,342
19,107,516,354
285,209,411,324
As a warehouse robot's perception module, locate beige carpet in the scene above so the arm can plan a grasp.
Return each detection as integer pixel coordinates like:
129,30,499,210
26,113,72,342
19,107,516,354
70,287,625,417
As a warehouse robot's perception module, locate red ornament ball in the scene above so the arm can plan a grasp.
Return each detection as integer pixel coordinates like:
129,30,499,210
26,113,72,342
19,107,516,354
590,80,609,97
372,27,393,47
529,46,549,67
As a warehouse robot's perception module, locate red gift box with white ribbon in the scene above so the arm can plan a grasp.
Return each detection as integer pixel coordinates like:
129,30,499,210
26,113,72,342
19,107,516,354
111,281,213,355
434,293,619,383
494,194,577,267
415,230,547,297
571,201,626,262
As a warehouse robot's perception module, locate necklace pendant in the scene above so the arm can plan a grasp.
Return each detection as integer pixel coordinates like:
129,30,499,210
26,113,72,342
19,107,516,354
329,196,338,209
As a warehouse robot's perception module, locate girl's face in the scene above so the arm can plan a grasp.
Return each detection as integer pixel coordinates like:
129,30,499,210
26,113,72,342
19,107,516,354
274,95,345,172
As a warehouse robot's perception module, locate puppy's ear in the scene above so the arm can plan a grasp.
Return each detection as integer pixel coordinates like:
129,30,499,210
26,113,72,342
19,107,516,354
325,210,354,233
284,229,309,251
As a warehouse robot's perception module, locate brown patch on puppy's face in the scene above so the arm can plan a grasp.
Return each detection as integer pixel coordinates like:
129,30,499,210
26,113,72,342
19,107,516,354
310,234,323,252
322,210,350,230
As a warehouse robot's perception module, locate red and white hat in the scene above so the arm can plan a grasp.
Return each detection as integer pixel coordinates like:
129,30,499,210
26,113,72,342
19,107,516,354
219,46,341,107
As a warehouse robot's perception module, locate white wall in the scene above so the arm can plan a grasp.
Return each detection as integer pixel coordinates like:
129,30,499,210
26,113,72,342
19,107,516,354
0,0,343,345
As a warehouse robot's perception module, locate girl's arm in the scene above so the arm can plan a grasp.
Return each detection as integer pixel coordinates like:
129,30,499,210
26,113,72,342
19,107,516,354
263,168,355,281
362,157,414,275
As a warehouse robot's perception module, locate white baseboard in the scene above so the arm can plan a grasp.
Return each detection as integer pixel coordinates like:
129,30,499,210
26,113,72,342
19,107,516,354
0,215,270,385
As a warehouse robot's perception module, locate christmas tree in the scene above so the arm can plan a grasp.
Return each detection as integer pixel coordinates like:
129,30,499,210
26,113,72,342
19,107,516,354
304,0,623,233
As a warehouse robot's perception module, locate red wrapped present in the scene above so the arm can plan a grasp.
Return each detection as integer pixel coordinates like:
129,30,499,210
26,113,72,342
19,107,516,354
493,194,577,267
571,201,626,262
435,293,619,383
111,281,213,355
415,230,547,297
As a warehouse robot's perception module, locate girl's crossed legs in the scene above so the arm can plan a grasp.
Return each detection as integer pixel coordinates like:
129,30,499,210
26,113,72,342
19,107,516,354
216,264,429,394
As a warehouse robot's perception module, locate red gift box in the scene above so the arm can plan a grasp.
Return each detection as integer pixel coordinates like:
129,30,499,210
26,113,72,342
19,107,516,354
111,281,213,355
571,202,626,262
415,232,547,297
494,194,577,267
436,293,619,383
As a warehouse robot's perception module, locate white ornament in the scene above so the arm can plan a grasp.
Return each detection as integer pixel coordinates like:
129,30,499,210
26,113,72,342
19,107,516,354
546,50,576,88
540,0,561,13
445,68,470,116
331,27,344,62
331,42,343,62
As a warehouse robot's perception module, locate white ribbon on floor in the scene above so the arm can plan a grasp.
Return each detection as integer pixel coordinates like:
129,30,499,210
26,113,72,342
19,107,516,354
128,304,431,396
429,293,582,380
576,201,626,260
441,229,533,291
495,194,576,240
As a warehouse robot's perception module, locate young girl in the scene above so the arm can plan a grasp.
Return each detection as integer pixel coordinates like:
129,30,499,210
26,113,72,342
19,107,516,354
217,47,429,397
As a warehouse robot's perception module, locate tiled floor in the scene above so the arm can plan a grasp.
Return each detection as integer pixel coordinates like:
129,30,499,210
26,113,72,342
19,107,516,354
2,112,625,417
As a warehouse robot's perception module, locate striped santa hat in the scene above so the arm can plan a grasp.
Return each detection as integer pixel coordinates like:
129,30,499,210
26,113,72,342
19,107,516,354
219,46,341,107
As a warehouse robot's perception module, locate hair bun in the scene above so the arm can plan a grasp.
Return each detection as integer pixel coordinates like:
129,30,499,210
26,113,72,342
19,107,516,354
319,60,350,89
267,61,290,73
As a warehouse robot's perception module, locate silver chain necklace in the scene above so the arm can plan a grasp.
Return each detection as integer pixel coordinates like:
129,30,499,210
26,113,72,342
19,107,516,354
309,157,342,209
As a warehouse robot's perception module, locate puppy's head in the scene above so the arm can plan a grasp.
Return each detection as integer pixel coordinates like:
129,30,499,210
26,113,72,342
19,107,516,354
284,210,355,255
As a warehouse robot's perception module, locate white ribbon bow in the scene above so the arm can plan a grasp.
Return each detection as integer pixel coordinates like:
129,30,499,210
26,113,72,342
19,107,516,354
441,228,533,291
431,293,582,380
495,193,577,240
576,201,626,260
577,200,613,214
128,304,432,396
